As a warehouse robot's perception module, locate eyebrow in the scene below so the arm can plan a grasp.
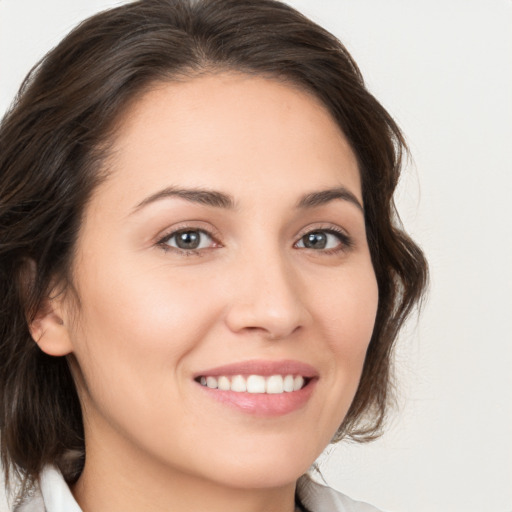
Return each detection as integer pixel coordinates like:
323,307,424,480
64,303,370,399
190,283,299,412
132,185,363,214
297,187,364,212
132,187,236,213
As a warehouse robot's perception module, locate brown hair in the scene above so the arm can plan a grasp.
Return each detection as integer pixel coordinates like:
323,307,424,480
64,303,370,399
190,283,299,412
0,0,427,496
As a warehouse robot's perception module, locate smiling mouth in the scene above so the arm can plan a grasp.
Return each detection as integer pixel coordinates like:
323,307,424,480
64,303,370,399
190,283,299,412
195,374,310,394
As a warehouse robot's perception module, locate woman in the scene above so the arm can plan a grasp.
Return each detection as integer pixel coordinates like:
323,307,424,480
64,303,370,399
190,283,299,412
0,1,427,511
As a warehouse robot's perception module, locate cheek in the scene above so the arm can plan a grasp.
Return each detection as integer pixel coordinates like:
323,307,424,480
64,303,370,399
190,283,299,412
68,258,220,399
315,261,378,351
310,260,379,409
65,258,227,459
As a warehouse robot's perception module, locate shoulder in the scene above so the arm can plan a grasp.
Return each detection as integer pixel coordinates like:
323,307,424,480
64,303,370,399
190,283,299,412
297,473,388,512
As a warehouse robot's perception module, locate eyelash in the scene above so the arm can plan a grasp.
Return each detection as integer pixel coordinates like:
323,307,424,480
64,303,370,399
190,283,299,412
296,226,354,255
156,225,220,257
156,225,353,257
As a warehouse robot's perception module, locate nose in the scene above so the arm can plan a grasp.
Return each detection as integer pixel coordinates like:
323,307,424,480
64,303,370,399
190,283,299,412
224,252,309,341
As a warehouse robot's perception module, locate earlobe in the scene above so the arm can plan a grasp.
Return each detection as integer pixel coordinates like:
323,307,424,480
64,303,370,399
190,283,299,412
29,296,74,357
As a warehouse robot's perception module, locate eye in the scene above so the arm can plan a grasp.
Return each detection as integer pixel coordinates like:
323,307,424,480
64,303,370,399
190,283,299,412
160,229,215,252
295,229,351,252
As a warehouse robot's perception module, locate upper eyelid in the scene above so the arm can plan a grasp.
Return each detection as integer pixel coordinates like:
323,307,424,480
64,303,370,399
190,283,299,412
156,223,221,244
295,228,352,247
295,223,351,240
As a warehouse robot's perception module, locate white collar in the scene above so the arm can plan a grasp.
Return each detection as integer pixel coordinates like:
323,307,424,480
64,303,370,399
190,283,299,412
18,466,384,512
39,466,81,512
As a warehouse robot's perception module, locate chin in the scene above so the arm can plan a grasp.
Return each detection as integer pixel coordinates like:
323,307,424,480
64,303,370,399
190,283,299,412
192,439,320,490
209,462,309,490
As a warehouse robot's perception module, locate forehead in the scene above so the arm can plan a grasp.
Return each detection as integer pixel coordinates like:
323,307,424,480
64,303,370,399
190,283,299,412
97,72,361,209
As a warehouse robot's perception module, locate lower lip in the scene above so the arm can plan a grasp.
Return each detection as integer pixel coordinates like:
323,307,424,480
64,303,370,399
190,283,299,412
195,379,317,417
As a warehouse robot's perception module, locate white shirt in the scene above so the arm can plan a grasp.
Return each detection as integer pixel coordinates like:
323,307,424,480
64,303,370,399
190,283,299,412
15,466,385,512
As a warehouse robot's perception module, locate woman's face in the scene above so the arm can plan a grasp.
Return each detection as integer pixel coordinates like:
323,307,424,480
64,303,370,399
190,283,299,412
56,73,378,488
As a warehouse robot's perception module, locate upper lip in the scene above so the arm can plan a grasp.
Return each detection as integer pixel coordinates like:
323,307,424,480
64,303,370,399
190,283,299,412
194,359,318,379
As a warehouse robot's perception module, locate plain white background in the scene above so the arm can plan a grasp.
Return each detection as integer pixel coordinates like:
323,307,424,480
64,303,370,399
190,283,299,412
1,1,511,511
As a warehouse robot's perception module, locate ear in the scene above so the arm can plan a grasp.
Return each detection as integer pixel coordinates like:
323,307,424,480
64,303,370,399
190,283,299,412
20,259,74,357
29,294,74,357
21,260,73,356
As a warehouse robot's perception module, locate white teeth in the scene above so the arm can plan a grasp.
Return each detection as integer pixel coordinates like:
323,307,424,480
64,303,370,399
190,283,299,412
247,375,266,393
218,376,230,391
293,376,304,391
198,374,307,394
206,376,217,389
231,375,247,392
266,375,284,394
283,374,295,392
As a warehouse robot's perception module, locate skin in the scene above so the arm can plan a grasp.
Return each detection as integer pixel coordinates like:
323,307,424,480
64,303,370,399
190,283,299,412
33,73,379,512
